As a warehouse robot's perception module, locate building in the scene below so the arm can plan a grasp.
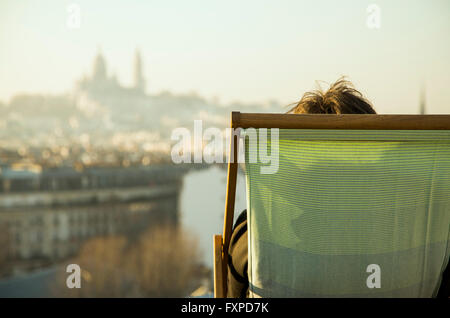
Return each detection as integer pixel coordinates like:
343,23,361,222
0,165,185,276
419,87,426,115
77,49,147,100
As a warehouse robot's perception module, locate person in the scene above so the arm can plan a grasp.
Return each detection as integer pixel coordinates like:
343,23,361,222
226,77,449,298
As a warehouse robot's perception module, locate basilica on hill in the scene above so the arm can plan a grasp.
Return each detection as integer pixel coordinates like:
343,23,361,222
76,49,147,102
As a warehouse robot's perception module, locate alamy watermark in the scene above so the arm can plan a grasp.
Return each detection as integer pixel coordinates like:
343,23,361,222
366,264,381,289
66,263,81,288
170,120,279,174
66,3,81,29
366,4,381,29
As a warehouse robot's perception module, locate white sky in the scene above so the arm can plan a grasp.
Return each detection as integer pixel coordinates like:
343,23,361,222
0,0,449,113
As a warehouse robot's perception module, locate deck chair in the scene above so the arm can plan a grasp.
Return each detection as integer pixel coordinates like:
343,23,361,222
214,112,450,298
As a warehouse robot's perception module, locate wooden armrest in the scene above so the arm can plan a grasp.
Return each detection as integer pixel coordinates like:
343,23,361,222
213,234,225,298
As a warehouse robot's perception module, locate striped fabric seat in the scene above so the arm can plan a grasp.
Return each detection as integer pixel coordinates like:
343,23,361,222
244,129,450,297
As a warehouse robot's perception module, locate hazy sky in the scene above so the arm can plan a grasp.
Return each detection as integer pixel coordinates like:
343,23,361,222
0,0,449,113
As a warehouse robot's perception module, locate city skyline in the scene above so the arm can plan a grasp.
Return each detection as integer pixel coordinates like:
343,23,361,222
0,0,449,114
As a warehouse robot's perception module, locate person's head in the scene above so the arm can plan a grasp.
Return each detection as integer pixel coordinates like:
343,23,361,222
289,77,376,114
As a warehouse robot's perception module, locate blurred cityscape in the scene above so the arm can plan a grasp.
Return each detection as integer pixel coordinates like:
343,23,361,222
0,0,446,300
0,49,278,297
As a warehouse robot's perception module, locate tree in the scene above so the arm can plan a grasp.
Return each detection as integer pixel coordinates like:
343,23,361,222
52,224,204,297
0,222,11,277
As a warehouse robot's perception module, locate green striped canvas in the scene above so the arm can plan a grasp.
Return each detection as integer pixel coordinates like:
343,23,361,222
243,129,450,297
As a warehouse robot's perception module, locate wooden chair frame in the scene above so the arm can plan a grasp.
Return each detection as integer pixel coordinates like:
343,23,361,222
213,112,450,298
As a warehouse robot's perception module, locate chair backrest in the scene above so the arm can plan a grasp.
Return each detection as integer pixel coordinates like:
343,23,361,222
243,128,450,297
